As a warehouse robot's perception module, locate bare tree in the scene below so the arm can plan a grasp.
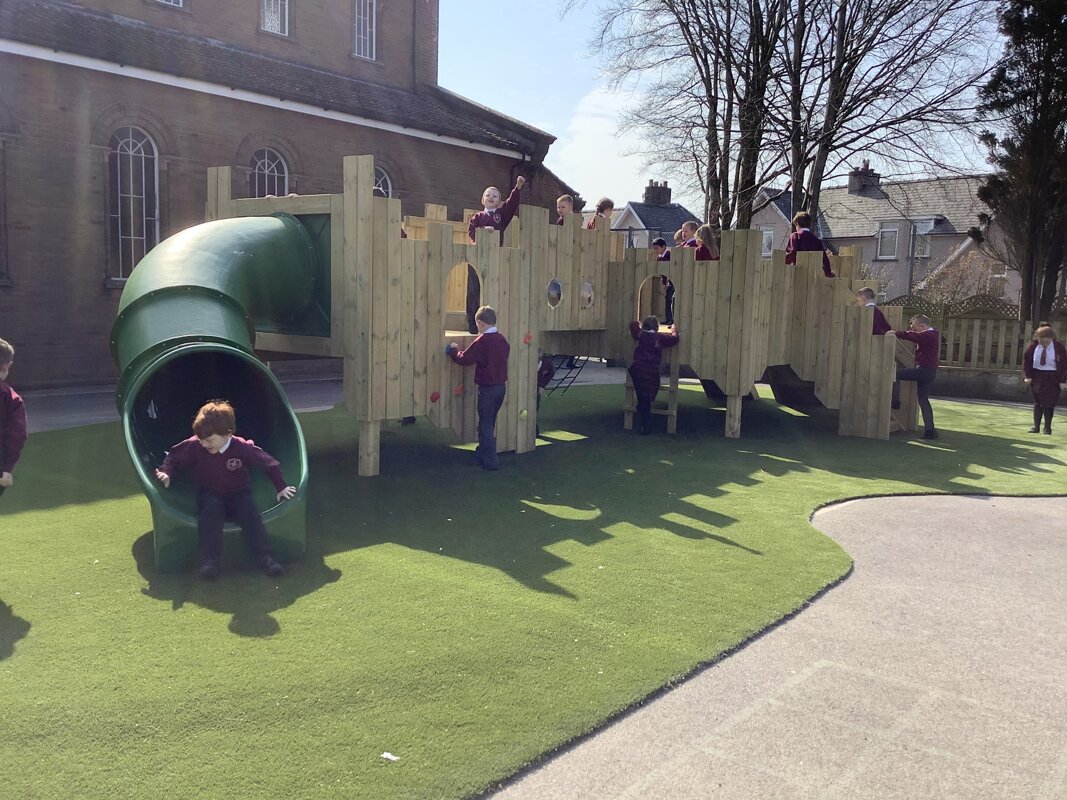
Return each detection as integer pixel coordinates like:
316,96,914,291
568,0,997,226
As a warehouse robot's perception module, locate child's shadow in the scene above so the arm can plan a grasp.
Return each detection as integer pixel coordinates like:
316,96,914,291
0,600,31,660
132,533,342,637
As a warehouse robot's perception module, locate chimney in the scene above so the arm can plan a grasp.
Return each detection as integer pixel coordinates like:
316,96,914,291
643,180,673,206
847,159,881,195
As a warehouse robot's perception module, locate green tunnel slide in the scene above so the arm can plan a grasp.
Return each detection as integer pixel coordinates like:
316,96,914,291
111,213,329,572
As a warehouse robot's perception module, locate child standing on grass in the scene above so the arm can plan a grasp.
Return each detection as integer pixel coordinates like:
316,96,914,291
628,316,679,435
448,306,510,471
892,315,940,440
1022,324,1067,434
0,338,27,497
154,400,295,579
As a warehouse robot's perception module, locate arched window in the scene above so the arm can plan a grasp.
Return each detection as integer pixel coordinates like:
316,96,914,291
108,126,159,279
373,166,393,198
250,148,289,197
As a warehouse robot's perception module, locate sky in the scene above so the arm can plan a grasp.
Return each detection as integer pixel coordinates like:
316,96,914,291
437,0,682,210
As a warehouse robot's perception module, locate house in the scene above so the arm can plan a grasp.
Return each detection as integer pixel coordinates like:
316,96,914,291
0,0,576,388
585,181,702,249
752,162,1013,301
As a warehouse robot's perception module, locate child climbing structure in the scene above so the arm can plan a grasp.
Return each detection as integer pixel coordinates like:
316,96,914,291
205,155,917,475
117,154,917,507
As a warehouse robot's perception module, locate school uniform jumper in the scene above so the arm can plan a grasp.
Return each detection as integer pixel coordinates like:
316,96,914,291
629,321,679,433
158,435,287,562
785,228,835,277
466,186,523,332
894,328,940,434
0,380,27,497
866,302,893,336
449,329,510,469
1023,339,1067,431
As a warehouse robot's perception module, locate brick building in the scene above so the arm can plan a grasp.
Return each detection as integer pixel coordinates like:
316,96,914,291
0,0,574,388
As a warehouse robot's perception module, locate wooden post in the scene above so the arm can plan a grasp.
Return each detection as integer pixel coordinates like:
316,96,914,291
725,394,742,438
205,166,232,221
358,420,380,477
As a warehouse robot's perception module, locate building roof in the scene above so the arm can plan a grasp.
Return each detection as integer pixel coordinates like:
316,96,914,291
818,175,988,240
619,201,702,234
0,0,555,157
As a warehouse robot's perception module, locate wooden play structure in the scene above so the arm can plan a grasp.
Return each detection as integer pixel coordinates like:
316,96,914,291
204,155,917,477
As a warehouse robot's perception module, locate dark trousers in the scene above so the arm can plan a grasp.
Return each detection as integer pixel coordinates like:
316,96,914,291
476,383,506,468
197,488,273,563
894,366,937,433
466,265,480,333
664,281,675,325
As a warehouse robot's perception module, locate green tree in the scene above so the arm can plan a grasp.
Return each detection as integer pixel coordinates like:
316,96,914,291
973,0,1067,323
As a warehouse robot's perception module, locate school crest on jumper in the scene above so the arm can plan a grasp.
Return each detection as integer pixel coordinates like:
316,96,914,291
492,213,501,224
226,458,243,472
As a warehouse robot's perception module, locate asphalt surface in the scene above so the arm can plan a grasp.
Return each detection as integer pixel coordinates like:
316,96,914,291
491,495,1067,800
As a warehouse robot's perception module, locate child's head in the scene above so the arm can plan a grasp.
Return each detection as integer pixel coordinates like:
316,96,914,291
651,237,668,256
696,224,719,257
642,315,659,331
0,338,13,382
595,197,614,216
474,305,497,331
1034,324,1057,345
481,186,502,209
673,228,685,245
682,221,699,238
792,211,812,230
909,314,931,332
856,287,876,304
556,194,574,216
192,400,236,454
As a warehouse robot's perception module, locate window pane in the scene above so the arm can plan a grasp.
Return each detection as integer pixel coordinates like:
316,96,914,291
915,234,930,258
877,228,897,259
262,0,288,35
761,229,773,257
355,0,377,59
108,126,158,278
250,148,288,197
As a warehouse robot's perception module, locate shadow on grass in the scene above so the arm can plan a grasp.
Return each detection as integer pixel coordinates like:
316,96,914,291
0,600,31,660
131,532,342,637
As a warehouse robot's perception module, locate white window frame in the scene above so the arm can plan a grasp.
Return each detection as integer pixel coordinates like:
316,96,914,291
760,228,774,258
373,166,392,198
250,148,289,197
155,0,184,7
261,0,289,36
108,126,160,280
876,223,898,260
353,0,377,61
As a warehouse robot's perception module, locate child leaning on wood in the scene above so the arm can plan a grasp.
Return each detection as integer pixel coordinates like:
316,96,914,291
1022,324,1067,435
447,306,511,471
0,338,28,497
628,316,679,435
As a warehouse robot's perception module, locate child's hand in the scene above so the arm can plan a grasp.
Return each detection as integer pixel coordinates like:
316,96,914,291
482,225,495,232
1061,382,1067,390
0,471,12,487
155,469,171,488
277,486,296,502
671,324,678,334
449,342,460,350
1024,377,1032,384
516,176,526,190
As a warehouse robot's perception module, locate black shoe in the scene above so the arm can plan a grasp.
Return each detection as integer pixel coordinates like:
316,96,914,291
400,416,416,425
468,325,479,335
1028,426,1041,433
198,558,221,580
891,400,901,410
921,430,939,440
259,556,284,577
1043,427,1052,435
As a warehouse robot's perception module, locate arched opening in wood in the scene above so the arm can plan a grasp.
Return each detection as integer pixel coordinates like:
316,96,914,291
445,262,480,334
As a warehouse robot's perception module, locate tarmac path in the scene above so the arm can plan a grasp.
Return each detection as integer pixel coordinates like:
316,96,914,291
492,495,1067,800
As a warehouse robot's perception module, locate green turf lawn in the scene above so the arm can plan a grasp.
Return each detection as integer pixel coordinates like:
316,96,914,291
1,385,1063,799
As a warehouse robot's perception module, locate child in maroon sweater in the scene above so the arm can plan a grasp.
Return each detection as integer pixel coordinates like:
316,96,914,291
447,306,510,470
892,315,940,439
785,211,835,278
856,288,892,335
0,338,28,497
629,316,680,435
155,400,295,579
465,176,526,332
1022,324,1067,434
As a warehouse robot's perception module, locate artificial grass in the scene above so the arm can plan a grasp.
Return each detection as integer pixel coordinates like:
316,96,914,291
0,385,1063,800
